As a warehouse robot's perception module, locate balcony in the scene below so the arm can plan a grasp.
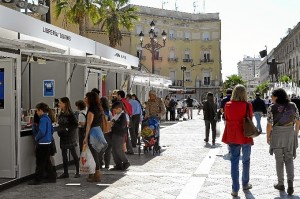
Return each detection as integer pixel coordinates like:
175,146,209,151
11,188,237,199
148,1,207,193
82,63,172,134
200,58,214,63
172,80,183,87
183,58,193,63
168,57,178,62
154,57,163,61
196,80,222,87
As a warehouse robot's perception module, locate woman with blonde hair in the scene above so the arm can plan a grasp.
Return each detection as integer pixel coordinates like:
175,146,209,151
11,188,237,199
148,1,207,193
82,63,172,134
222,84,254,197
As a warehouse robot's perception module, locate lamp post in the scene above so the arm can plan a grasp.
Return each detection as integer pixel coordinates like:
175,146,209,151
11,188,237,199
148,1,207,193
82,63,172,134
139,21,167,74
181,65,187,88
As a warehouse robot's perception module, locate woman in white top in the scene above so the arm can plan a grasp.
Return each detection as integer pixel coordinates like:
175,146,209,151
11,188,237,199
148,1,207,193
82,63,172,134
75,100,87,153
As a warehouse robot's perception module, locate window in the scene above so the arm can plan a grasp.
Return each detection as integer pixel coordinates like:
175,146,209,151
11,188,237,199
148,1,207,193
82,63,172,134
169,30,175,39
203,71,210,85
170,71,176,82
136,25,142,35
137,49,142,58
202,32,210,41
185,71,191,81
185,50,190,59
184,32,190,40
169,50,175,59
201,50,211,62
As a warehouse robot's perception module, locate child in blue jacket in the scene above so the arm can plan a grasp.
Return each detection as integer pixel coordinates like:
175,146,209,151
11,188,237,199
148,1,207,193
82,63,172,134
28,102,56,185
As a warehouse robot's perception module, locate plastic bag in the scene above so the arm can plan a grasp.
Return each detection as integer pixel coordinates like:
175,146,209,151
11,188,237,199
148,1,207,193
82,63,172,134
216,123,220,137
79,144,96,174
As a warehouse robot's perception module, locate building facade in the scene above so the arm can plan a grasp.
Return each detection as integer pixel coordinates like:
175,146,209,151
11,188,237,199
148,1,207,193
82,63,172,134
126,5,222,100
237,56,261,96
272,23,300,84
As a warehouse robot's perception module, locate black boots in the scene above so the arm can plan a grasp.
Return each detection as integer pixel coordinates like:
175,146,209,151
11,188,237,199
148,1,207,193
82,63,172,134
287,180,294,196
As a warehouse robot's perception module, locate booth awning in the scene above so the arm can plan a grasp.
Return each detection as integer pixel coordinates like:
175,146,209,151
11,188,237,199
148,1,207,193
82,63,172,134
0,37,65,54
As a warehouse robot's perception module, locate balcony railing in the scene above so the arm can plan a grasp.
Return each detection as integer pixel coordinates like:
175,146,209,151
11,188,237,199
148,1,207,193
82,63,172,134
168,57,178,62
172,80,183,87
200,58,214,63
183,58,193,63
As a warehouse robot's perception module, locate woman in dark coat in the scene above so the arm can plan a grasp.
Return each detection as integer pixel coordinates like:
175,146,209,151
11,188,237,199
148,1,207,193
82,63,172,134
202,92,217,145
57,97,80,178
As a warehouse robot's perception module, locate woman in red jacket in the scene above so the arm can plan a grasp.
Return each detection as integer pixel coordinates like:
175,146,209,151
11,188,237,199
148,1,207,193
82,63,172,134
222,85,253,197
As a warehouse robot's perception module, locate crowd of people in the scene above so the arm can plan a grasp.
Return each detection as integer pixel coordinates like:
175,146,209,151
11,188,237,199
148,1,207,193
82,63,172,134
27,84,300,197
28,88,165,185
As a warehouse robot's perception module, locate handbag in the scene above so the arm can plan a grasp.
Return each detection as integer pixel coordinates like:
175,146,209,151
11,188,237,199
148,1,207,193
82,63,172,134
100,114,110,133
243,102,260,138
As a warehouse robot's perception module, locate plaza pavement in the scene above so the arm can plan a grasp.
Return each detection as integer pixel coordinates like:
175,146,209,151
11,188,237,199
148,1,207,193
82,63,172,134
1,111,300,199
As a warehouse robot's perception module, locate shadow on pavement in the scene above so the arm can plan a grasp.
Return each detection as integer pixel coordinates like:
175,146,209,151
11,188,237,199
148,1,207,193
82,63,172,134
274,191,300,199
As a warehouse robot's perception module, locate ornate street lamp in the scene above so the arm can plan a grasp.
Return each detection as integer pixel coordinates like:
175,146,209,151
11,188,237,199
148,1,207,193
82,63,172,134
139,20,167,74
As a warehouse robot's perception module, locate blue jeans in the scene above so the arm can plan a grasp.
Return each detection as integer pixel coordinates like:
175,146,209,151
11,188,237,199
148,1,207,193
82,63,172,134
229,144,252,192
254,112,262,132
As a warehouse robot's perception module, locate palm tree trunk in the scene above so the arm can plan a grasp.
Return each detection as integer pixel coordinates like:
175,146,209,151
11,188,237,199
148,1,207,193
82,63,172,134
78,16,86,36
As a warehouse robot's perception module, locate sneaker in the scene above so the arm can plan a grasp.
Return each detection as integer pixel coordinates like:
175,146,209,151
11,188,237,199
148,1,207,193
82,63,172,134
74,173,80,178
243,184,252,190
109,166,123,171
57,173,69,179
231,191,238,197
274,184,285,191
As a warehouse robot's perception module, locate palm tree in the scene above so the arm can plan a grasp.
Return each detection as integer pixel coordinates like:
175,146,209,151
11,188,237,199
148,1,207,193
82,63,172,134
54,0,98,35
223,74,245,93
93,0,138,47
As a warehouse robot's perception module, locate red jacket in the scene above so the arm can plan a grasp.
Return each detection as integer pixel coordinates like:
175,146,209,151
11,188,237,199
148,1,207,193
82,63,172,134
222,101,254,145
121,98,133,117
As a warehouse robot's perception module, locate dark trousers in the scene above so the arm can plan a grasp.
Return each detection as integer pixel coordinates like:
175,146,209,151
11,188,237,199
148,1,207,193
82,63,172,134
130,114,140,146
99,132,112,168
61,147,79,174
88,143,101,170
35,144,55,182
205,120,217,143
165,108,170,120
78,127,85,153
170,108,176,121
112,133,128,167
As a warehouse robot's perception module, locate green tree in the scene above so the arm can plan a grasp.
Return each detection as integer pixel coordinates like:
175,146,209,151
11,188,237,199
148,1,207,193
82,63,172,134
279,75,292,83
255,81,269,96
93,0,138,47
223,74,245,93
54,0,98,35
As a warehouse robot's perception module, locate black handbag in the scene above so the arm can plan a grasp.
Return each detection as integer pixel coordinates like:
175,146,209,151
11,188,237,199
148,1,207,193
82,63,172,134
243,103,260,138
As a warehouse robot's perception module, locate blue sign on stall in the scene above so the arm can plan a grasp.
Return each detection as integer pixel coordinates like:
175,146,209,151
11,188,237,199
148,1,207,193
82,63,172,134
43,80,55,97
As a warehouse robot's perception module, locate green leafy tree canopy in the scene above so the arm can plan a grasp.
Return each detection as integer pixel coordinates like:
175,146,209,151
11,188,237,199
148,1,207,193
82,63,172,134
223,74,245,93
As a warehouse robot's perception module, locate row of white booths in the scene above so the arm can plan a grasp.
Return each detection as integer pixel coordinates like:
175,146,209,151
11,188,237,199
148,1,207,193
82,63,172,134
0,5,172,184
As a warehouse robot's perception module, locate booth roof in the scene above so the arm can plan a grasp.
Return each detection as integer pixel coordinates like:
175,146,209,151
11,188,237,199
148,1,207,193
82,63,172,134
0,37,65,54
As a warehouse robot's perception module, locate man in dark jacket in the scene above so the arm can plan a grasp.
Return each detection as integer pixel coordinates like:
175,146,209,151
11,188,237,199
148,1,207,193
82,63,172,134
251,92,267,133
291,94,300,112
220,89,232,120
186,95,194,119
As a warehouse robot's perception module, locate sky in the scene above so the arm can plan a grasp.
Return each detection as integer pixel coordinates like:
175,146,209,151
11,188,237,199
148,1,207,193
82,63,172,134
129,0,300,80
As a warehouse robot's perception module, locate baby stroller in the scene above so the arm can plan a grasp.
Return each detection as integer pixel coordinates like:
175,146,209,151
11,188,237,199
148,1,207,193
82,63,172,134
176,107,188,120
138,117,161,155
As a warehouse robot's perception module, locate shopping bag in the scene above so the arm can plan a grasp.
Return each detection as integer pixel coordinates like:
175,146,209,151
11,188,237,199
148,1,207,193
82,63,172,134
216,123,220,137
79,144,96,174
